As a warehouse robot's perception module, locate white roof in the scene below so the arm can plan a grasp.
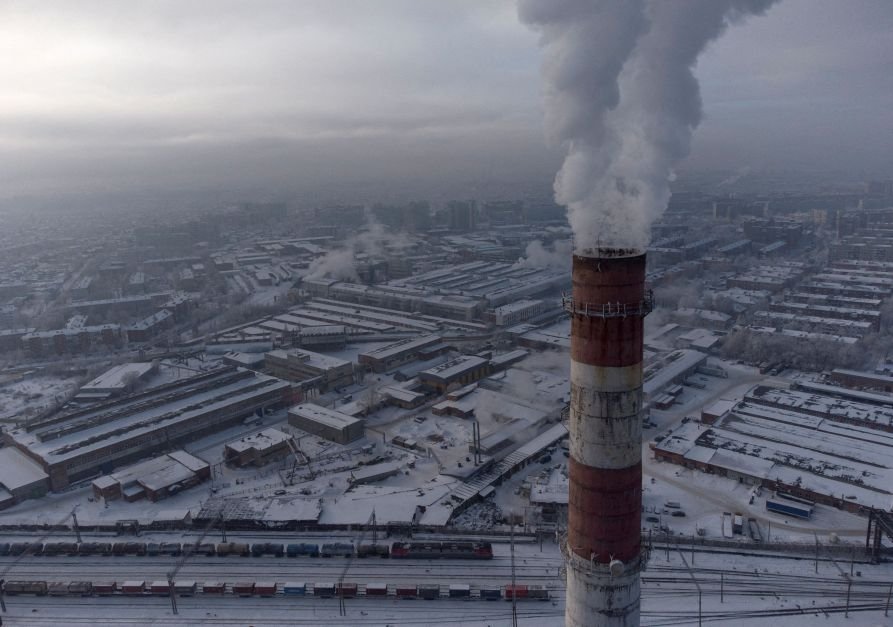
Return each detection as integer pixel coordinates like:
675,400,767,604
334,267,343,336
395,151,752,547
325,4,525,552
225,428,292,453
359,334,442,360
421,355,488,382
289,403,362,429
81,363,155,393
0,447,49,491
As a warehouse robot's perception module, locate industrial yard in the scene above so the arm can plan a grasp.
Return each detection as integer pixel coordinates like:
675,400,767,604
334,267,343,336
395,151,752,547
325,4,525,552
1,4,893,621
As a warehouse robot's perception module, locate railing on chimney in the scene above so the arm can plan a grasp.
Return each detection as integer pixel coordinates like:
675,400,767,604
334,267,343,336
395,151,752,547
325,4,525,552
561,289,654,319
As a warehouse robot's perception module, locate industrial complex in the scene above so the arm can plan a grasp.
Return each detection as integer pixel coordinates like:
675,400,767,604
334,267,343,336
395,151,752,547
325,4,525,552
2,185,893,626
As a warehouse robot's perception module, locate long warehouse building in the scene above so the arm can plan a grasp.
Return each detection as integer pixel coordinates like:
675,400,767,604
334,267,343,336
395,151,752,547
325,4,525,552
4,367,293,490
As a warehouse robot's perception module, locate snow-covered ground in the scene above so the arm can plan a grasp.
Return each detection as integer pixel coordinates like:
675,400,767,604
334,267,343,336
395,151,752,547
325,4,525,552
0,375,82,423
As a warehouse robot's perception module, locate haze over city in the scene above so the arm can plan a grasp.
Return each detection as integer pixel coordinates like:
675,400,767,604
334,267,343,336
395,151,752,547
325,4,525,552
0,0,891,210
0,2,892,627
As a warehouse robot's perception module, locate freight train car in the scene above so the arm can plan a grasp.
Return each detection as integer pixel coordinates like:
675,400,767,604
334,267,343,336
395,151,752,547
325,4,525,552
232,582,255,597
365,583,388,597
321,543,354,558
251,543,284,558
283,582,306,596
68,581,93,596
356,543,389,558
418,584,440,600
201,582,225,594
286,543,319,557
390,541,493,559
216,542,250,557
313,583,336,598
3,581,48,596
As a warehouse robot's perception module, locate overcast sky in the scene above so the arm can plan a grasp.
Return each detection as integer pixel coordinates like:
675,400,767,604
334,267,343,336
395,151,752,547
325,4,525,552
1,0,890,206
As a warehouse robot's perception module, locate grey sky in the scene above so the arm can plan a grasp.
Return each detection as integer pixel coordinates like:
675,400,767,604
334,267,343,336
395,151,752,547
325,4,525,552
0,0,890,205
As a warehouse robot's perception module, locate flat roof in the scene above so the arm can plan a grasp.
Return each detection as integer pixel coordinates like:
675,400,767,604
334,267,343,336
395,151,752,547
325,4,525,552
266,348,351,371
643,350,708,396
0,447,49,491
289,403,363,430
359,334,442,360
81,363,155,393
832,368,893,384
9,369,290,464
226,428,292,453
420,355,488,382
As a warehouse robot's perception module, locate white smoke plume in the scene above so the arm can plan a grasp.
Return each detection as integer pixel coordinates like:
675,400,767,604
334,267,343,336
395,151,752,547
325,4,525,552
514,238,573,271
305,209,416,281
519,0,780,252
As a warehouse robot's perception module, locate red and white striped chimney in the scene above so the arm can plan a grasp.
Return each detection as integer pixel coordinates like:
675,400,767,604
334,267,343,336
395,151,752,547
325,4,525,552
564,249,650,627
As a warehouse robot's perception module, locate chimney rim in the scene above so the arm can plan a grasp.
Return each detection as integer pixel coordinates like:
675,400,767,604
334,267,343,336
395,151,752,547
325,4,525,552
574,247,643,259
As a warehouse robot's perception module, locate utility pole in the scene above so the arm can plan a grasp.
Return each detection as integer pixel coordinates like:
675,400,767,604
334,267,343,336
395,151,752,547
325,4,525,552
814,534,819,574
165,515,221,615
510,518,518,627
885,582,891,617
338,510,377,618
167,572,178,615
72,507,82,543
677,548,702,627
845,580,851,618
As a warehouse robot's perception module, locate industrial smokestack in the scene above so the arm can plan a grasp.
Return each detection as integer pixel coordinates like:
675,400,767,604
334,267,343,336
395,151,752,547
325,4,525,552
564,248,651,627
519,1,780,624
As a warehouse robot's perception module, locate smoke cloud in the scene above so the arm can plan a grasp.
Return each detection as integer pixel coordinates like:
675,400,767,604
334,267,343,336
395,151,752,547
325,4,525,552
514,238,573,271
519,0,780,252
304,209,416,281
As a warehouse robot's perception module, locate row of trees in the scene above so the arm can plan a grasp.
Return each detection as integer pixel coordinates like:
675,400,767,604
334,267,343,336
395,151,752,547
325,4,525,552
720,328,868,371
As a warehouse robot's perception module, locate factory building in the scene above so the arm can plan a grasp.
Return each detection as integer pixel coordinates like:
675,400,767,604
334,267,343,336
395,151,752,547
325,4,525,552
265,348,354,391
768,302,881,330
489,299,547,326
76,362,158,401
288,403,365,445
358,335,443,373
0,447,50,510
830,368,893,393
224,428,294,467
652,394,893,514
418,355,490,393
91,450,210,502
4,367,292,490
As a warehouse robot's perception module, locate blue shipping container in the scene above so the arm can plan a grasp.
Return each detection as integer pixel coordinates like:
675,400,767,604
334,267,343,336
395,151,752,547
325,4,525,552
766,499,811,519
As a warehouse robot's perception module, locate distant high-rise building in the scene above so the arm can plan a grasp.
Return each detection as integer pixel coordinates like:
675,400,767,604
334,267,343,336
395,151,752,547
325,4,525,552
482,200,523,225
447,200,476,232
867,180,893,198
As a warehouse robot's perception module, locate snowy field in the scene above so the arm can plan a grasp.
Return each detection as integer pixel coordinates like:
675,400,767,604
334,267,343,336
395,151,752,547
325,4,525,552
0,375,81,423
